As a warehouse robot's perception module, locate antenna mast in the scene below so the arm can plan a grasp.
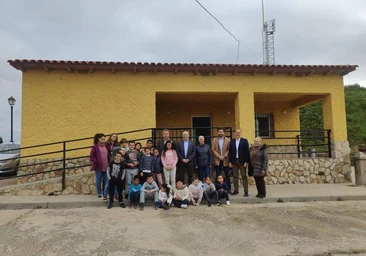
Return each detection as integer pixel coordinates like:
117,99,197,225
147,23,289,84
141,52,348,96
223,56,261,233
262,0,276,65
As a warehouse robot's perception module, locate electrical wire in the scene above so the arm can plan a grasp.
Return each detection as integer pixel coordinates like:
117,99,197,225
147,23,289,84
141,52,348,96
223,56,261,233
195,0,257,64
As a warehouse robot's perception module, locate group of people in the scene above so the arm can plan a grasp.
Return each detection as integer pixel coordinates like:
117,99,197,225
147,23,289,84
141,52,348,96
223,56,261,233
89,128,268,210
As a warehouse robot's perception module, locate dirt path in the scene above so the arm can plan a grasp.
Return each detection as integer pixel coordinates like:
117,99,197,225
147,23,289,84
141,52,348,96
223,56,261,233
0,201,366,256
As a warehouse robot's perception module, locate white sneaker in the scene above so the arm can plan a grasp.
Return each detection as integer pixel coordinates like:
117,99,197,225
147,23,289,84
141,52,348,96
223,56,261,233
226,201,230,206
181,204,188,209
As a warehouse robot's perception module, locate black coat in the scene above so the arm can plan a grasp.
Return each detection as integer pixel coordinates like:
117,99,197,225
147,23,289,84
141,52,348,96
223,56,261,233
228,138,250,165
176,140,196,165
250,144,268,177
195,144,212,167
156,139,176,154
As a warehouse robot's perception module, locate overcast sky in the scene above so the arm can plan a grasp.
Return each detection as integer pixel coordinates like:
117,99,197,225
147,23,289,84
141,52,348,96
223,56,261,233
0,0,365,144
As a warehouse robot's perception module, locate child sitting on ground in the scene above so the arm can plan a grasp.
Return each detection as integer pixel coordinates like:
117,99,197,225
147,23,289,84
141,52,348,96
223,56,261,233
128,175,142,209
215,175,230,206
140,174,159,211
158,183,173,210
172,180,190,209
203,176,218,207
189,176,203,206
139,148,154,185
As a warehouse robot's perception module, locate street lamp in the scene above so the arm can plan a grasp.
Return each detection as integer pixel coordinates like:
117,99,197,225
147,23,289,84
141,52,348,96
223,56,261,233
8,96,16,143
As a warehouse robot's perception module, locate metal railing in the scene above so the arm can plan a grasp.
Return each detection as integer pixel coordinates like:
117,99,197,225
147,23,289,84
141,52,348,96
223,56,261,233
254,129,332,158
152,127,233,146
0,127,331,190
0,128,154,189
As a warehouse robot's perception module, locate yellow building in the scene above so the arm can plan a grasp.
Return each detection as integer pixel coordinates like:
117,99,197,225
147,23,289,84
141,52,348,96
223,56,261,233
8,60,357,160
7,60,358,184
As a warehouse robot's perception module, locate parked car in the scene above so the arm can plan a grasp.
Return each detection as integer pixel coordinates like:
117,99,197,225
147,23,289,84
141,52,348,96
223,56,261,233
0,144,20,174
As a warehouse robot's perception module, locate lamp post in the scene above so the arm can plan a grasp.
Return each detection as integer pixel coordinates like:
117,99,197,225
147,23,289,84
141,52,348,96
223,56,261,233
8,96,16,143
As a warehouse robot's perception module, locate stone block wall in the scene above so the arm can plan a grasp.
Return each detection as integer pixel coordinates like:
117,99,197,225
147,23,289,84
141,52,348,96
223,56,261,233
265,157,351,185
17,158,91,184
332,141,351,160
0,172,97,196
267,145,298,159
10,140,352,192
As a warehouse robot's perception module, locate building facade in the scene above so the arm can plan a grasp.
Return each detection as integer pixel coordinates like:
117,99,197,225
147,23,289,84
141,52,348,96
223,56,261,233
8,60,358,185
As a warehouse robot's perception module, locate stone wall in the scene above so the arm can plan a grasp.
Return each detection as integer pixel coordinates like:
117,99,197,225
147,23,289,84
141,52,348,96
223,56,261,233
265,157,351,185
267,145,298,159
332,141,351,160
1,172,97,196
17,157,91,185
10,141,352,193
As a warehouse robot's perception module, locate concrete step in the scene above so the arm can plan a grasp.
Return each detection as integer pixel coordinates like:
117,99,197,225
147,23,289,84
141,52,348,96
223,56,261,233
1,184,366,210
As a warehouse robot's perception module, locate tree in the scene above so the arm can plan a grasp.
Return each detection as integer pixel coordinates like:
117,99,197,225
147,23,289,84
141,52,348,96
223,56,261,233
299,84,366,148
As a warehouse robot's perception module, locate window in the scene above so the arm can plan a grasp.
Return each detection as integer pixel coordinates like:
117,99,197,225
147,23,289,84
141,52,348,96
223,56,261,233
255,113,274,138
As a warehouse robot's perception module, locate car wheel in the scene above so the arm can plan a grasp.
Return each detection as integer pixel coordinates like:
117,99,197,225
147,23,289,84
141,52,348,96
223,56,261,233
12,163,20,176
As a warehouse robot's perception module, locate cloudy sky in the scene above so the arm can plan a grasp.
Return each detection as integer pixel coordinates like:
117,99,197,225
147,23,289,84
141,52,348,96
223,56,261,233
0,0,365,144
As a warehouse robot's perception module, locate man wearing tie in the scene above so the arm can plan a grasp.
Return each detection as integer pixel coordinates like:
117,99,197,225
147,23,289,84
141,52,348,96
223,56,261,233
177,130,196,184
229,129,250,197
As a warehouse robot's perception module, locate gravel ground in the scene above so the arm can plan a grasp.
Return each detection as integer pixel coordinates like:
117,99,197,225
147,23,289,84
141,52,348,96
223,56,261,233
0,201,366,256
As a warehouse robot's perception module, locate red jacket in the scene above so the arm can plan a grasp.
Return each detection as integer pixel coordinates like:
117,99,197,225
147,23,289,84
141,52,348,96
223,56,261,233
90,144,110,171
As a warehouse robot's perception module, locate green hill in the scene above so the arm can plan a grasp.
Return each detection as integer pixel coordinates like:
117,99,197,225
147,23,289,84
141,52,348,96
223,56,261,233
300,84,366,147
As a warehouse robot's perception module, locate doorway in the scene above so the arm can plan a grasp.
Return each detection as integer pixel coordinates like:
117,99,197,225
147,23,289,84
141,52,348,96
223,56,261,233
192,116,212,144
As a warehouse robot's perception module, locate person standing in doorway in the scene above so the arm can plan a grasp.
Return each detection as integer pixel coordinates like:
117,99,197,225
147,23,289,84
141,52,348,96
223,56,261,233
177,130,196,184
90,133,110,200
125,141,141,199
229,129,250,197
156,129,176,154
211,128,231,193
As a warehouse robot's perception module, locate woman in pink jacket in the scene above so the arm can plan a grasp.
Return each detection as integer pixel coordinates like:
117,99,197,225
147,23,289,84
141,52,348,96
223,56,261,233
161,141,178,192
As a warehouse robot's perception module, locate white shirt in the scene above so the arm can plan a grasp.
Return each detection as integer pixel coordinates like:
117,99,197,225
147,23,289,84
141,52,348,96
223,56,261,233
218,137,224,155
235,138,241,158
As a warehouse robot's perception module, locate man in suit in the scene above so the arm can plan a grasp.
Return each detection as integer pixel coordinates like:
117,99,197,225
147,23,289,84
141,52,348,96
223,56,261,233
156,129,176,153
176,130,196,184
212,128,231,193
229,129,250,196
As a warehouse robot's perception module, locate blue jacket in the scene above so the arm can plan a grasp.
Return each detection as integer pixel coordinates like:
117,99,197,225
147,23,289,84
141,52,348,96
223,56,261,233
128,183,142,200
152,156,163,173
139,154,153,172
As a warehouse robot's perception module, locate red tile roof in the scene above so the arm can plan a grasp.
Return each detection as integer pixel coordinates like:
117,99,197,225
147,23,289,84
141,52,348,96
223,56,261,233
8,59,358,76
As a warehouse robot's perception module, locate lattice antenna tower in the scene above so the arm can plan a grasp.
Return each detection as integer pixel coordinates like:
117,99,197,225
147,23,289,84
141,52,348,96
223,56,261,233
262,0,276,65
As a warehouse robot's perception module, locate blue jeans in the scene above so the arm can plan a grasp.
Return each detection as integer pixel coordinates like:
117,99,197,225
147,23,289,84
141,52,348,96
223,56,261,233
172,199,190,208
129,191,140,203
157,200,168,208
95,170,109,197
216,166,231,191
198,166,210,182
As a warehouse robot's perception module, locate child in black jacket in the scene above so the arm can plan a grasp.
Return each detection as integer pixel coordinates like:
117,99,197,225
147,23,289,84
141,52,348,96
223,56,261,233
152,149,163,187
215,175,230,206
107,151,128,209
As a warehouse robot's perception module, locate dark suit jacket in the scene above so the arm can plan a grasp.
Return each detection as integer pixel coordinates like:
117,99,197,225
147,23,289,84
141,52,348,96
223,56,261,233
228,138,250,165
156,139,176,154
176,140,196,165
